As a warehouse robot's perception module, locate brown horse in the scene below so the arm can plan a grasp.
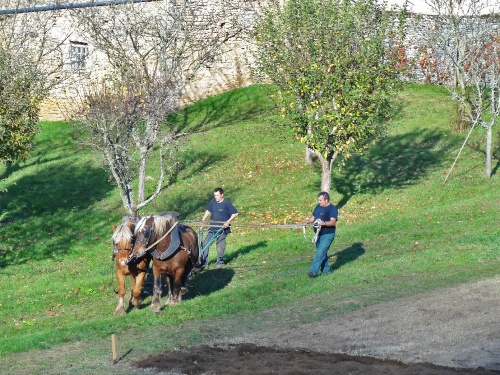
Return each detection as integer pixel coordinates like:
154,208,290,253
131,213,198,312
112,217,151,316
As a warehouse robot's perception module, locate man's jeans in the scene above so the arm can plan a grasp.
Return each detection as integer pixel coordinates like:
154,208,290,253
309,232,335,276
199,230,227,265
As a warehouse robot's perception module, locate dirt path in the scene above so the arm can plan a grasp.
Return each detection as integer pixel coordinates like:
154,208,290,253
135,276,500,374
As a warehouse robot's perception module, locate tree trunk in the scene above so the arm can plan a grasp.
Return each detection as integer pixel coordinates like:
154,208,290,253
305,124,313,164
316,154,331,193
320,158,331,193
316,151,339,193
305,146,313,164
137,151,148,203
485,124,492,178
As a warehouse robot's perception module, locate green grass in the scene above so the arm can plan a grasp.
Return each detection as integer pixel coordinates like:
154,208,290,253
0,83,499,373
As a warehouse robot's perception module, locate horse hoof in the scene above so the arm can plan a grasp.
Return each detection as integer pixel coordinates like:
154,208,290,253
114,309,125,316
167,298,181,306
151,305,161,313
130,298,143,308
180,287,188,295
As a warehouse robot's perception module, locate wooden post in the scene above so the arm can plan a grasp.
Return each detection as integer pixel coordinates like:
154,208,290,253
111,334,117,364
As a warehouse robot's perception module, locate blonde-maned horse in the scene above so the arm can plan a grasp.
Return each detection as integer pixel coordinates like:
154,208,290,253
112,217,151,316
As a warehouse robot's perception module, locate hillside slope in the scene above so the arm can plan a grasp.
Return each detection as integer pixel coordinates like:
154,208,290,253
0,84,498,374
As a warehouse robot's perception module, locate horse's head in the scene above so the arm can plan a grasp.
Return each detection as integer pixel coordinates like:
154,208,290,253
112,217,137,264
131,215,154,258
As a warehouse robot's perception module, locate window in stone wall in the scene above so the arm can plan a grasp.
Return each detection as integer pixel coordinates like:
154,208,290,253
68,41,89,72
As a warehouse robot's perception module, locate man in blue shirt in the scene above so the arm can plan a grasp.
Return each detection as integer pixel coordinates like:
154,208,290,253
196,187,238,270
304,191,338,278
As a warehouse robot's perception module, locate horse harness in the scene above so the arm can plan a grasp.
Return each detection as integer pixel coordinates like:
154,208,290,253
112,241,134,264
127,221,194,263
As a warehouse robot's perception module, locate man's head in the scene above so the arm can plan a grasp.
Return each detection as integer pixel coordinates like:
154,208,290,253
214,187,224,202
317,191,330,207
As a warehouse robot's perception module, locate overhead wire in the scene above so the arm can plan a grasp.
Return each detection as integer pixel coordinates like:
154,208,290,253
0,0,162,15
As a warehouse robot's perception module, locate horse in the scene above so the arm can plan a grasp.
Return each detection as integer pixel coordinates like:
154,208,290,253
131,213,198,312
112,216,151,316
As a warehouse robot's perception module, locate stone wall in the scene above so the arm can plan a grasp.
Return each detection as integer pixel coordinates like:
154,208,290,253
36,2,498,120
38,0,261,120
401,12,500,84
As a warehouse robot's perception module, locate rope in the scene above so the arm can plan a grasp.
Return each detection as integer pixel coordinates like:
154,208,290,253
181,220,310,230
181,220,318,242
311,219,322,243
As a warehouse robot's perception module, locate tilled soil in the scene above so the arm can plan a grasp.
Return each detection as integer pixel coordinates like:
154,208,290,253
134,276,500,375
135,343,499,375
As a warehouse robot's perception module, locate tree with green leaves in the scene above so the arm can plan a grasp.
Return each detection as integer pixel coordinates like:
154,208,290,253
0,49,45,163
0,1,65,165
253,0,409,192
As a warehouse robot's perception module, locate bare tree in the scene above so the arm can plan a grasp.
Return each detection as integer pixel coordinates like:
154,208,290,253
423,0,500,179
0,1,67,88
70,0,246,214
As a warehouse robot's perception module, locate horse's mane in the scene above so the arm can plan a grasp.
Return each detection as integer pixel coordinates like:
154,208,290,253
153,215,175,238
112,222,133,244
135,217,149,234
134,213,178,238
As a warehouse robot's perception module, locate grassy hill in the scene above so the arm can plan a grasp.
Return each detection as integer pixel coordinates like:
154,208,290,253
0,83,498,374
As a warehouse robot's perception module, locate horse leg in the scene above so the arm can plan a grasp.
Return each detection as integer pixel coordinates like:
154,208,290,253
180,270,189,296
168,270,184,306
181,261,193,296
129,271,146,308
114,270,126,316
151,267,162,313
165,274,175,306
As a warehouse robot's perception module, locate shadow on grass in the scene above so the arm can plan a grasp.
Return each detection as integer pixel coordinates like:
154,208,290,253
0,123,76,183
0,161,23,182
0,162,113,268
137,263,235,303
332,129,451,208
227,241,267,263
171,85,274,135
181,241,266,299
185,268,235,300
330,242,365,272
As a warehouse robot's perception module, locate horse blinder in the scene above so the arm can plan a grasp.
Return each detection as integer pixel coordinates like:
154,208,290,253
126,226,152,265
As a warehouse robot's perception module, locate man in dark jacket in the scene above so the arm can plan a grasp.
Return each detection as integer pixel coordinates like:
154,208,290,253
196,187,238,270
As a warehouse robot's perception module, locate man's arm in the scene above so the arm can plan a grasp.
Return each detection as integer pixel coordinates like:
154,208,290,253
223,213,238,228
322,217,337,227
201,210,211,227
304,215,315,225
